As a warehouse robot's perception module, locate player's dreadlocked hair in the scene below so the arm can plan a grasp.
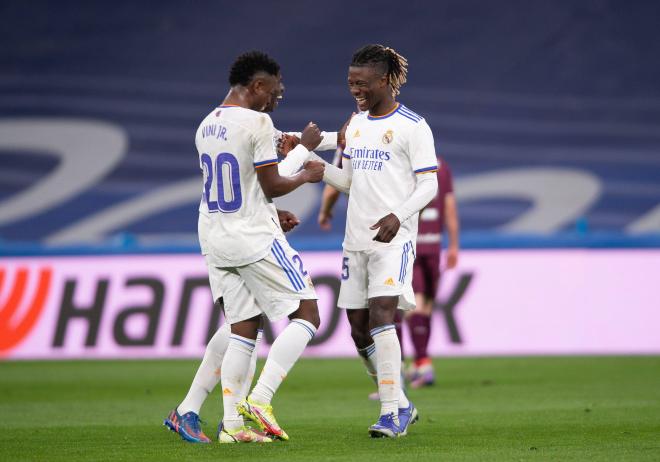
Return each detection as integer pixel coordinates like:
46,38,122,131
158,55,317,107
351,44,408,96
229,51,280,86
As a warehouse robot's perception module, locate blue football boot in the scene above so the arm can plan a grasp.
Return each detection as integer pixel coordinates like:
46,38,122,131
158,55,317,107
368,412,402,438
398,401,419,436
163,408,211,443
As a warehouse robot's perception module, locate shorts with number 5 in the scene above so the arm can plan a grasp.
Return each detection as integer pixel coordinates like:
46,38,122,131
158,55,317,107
337,241,416,310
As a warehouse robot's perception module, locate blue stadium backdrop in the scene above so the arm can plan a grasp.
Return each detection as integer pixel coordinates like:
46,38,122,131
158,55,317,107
1,0,659,253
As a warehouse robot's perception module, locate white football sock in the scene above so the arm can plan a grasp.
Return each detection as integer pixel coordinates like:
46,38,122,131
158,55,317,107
358,342,409,409
221,334,256,431
178,323,230,415
371,325,402,421
249,318,316,405
239,329,263,399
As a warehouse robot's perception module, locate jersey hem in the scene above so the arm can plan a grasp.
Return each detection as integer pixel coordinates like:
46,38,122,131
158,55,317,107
207,245,271,269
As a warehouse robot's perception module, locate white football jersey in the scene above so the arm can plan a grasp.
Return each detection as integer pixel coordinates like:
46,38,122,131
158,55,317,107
196,105,282,267
342,103,438,250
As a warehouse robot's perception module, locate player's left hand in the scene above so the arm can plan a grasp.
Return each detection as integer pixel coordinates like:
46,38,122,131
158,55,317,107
370,213,400,243
277,133,300,156
318,209,333,231
446,246,459,269
277,209,300,232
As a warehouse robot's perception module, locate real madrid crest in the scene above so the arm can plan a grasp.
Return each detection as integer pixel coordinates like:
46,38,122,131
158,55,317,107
382,129,394,144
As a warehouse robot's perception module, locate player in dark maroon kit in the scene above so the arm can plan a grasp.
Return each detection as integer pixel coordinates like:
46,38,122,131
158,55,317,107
403,156,459,388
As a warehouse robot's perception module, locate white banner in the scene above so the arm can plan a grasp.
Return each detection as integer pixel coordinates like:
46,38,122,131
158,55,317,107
1,249,658,359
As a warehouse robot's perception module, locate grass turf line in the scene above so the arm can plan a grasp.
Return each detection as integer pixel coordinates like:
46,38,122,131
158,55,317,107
1,357,659,461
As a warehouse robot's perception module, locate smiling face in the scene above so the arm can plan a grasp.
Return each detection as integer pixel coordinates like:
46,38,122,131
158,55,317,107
263,75,284,113
250,72,283,112
348,65,389,113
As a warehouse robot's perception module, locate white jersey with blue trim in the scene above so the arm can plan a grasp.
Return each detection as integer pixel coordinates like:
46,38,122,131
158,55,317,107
342,103,438,251
195,105,282,268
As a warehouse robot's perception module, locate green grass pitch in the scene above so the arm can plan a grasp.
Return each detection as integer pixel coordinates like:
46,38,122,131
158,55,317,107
1,357,659,461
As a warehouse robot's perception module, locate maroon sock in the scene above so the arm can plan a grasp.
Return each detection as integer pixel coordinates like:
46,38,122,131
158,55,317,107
407,313,431,361
394,310,404,359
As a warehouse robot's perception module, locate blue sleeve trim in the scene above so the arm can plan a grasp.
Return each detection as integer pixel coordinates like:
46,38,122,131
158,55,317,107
414,166,438,174
398,105,422,122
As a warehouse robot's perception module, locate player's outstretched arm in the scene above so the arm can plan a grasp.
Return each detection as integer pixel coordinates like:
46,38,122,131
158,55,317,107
311,112,355,194
257,160,325,198
278,144,313,176
277,122,326,176
308,153,352,194
278,131,338,154
257,122,325,197
318,185,340,230
277,111,352,158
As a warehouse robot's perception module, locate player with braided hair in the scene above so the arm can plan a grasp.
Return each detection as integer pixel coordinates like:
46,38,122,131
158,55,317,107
350,44,409,98
313,44,439,438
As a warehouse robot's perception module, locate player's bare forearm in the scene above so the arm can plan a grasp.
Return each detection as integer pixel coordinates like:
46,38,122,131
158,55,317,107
257,161,324,198
444,193,460,268
258,165,306,197
321,185,340,214
318,185,341,230
445,193,460,248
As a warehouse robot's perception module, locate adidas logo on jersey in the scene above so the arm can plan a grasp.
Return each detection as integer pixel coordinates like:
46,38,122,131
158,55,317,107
384,277,395,286
223,387,232,395
353,129,360,137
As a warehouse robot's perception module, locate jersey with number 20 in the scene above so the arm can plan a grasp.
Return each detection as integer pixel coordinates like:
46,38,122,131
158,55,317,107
196,105,282,268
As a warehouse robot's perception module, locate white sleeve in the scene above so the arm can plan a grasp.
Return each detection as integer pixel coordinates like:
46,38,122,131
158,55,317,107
277,144,311,176
317,131,338,151
409,120,438,174
309,152,352,194
392,171,438,223
285,131,338,152
253,115,279,169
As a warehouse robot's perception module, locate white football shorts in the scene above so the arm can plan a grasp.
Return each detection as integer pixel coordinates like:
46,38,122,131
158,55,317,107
207,237,317,324
338,240,416,310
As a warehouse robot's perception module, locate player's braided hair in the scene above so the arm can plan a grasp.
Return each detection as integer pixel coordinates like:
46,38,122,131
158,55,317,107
229,51,280,86
351,44,408,97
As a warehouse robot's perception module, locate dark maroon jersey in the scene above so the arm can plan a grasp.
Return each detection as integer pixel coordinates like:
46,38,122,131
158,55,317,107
416,157,453,256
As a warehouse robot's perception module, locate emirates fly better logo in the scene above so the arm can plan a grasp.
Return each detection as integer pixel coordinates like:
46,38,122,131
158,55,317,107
0,267,52,355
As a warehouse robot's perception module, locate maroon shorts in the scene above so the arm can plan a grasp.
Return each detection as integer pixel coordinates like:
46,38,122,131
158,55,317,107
412,253,441,299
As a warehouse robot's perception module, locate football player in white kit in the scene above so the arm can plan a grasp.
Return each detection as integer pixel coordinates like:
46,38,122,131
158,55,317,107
317,44,439,438
164,56,339,444
167,51,328,444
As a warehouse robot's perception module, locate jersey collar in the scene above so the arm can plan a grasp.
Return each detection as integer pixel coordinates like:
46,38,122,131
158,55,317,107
367,103,400,120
